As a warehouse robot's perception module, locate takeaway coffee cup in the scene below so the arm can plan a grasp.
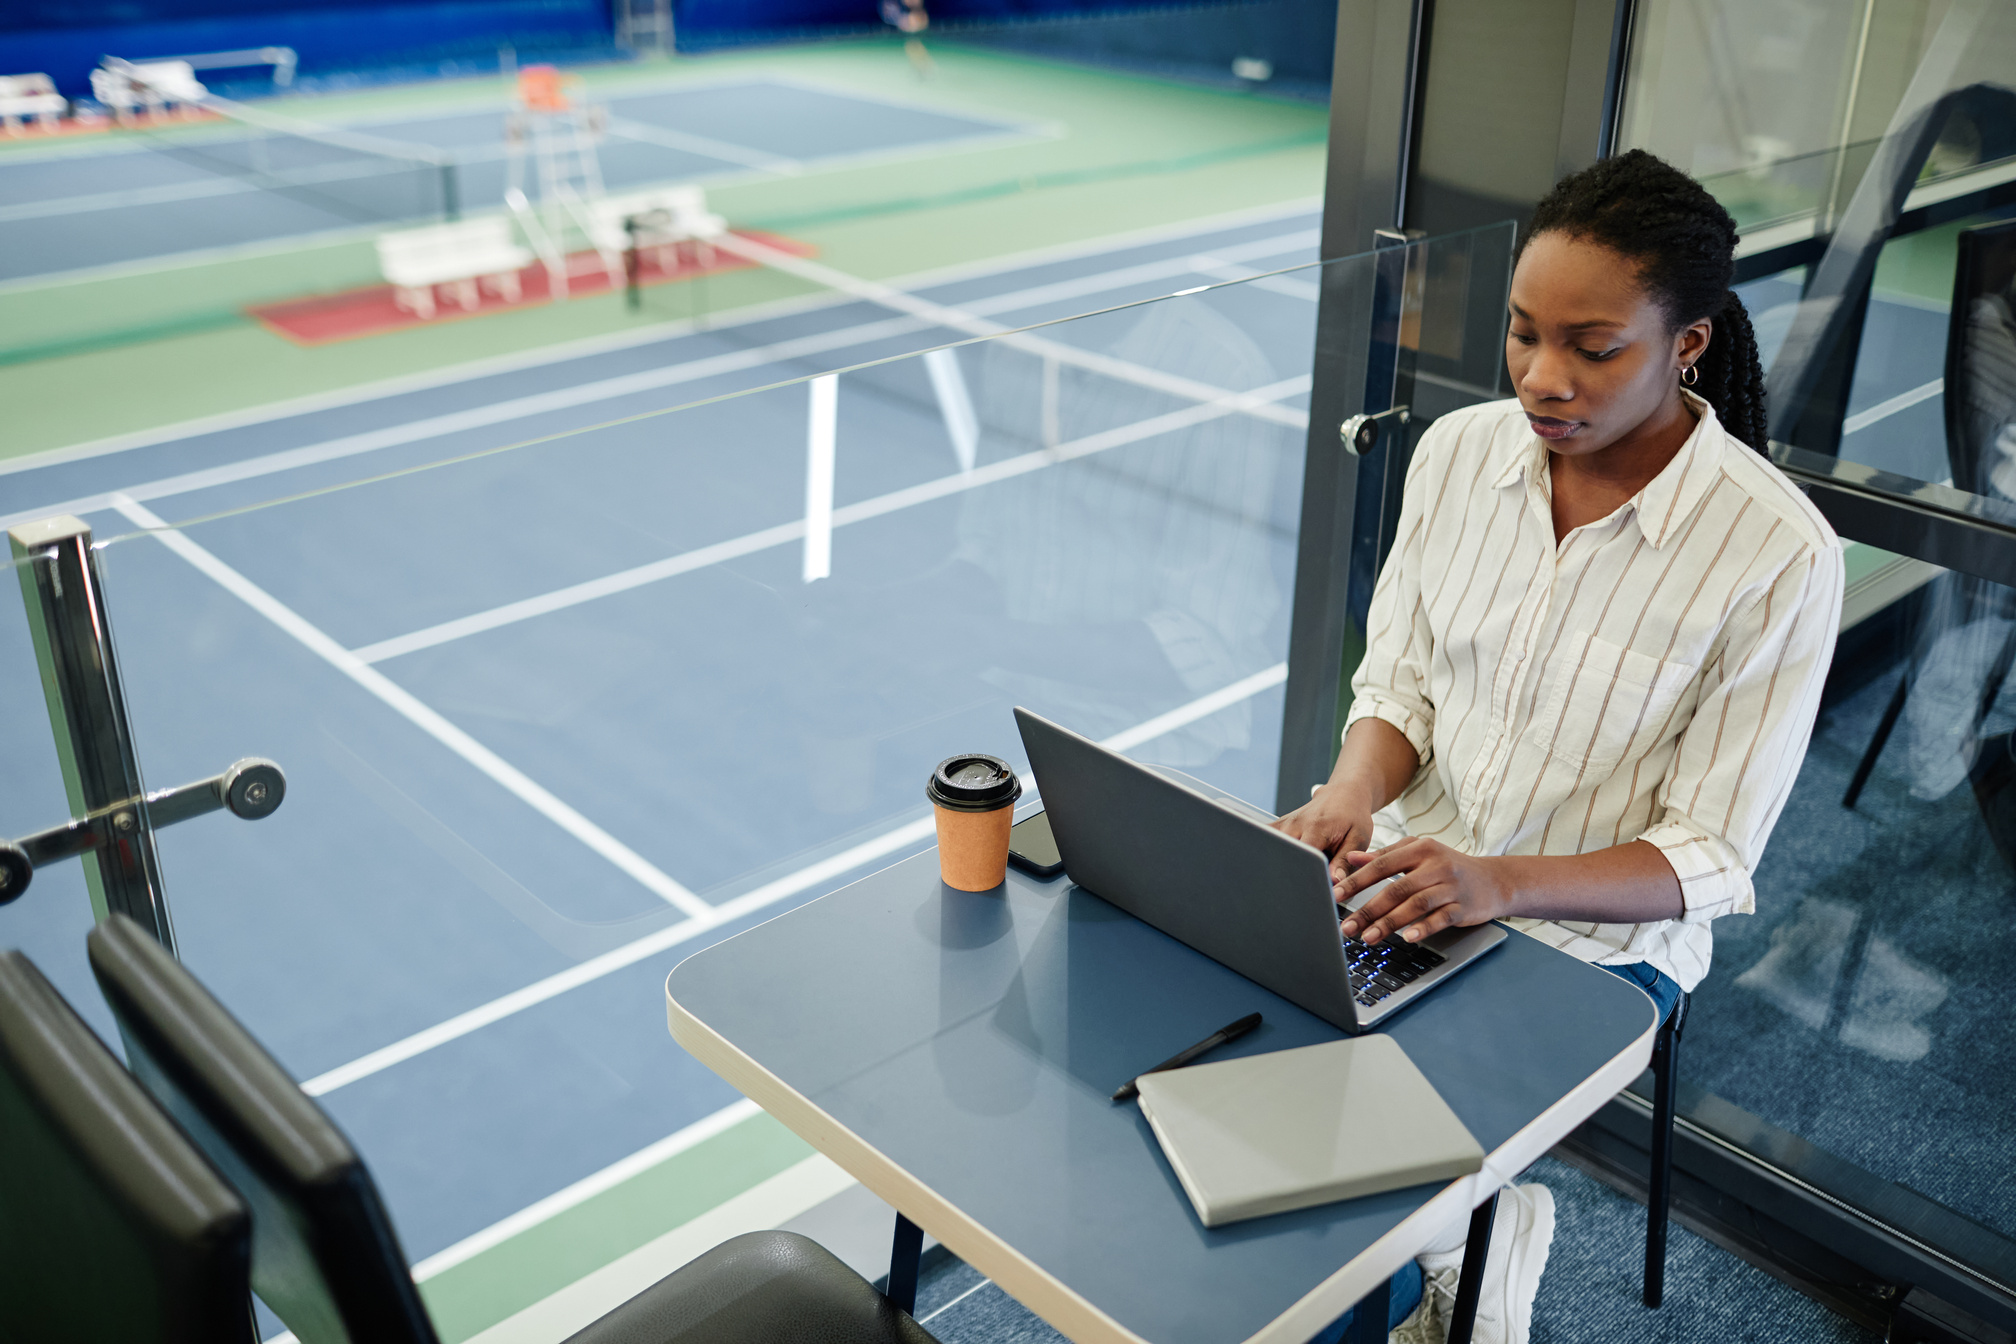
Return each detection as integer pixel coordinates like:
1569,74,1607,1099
926,754,1023,891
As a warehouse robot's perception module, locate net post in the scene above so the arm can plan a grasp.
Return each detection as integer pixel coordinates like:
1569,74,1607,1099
440,160,460,222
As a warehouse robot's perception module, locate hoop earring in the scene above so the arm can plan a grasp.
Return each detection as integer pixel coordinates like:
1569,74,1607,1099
1680,365,1700,387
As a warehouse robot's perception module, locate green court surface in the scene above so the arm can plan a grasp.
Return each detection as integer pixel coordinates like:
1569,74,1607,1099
417,1107,817,1342
0,40,1328,461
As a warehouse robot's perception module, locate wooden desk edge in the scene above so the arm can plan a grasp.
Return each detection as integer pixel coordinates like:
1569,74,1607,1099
667,980,1660,1344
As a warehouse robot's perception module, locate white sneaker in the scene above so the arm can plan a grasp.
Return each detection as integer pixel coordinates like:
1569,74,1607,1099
1388,1273,1453,1344
1412,1184,1556,1344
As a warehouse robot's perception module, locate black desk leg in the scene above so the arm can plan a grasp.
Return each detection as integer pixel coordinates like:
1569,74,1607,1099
1445,1191,1499,1344
1644,995,1687,1308
1342,1274,1392,1344
887,1213,924,1315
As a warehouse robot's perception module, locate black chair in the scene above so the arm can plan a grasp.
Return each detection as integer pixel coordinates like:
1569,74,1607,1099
0,949,255,1344
1843,216,2016,816
86,914,942,1344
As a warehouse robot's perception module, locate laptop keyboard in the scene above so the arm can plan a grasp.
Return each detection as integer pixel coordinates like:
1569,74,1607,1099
1343,934,1447,1008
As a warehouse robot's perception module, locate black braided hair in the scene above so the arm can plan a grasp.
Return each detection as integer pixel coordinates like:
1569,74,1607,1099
1522,148,1770,452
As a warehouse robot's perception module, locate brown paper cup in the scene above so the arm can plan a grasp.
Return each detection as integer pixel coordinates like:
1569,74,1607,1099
934,802,1014,891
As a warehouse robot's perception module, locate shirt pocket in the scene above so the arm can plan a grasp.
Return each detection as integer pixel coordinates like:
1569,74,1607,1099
1535,631,1697,774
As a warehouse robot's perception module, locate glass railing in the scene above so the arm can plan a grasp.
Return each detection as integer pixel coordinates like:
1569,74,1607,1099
0,224,1518,1336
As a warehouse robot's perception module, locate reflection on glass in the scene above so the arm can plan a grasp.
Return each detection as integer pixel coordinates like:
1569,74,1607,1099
1622,0,2016,1276
1692,558,2016,1243
955,298,1295,770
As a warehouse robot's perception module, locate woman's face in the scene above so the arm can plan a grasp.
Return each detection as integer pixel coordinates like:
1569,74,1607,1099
1505,231,1710,457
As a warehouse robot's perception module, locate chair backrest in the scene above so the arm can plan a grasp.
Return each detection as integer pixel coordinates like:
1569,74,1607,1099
1945,218,2016,497
88,915,440,1344
0,950,254,1344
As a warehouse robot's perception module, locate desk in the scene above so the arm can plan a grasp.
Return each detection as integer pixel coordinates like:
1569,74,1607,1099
666,852,1655,1344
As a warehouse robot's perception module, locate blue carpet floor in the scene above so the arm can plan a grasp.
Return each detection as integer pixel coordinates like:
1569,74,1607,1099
904,1157,1876,1343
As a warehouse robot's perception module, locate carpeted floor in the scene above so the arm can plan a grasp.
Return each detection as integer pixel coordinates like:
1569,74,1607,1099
1684,594,2016,1243
904,1156,1876,1343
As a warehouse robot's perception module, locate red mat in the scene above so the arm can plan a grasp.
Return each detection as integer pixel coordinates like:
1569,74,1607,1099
247,230,816,345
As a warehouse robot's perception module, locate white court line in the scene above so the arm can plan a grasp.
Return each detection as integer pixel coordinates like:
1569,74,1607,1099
0,174,281,223
923,347,979,472
1186,252,1324,302
603,114,804,174
349,372,1310,663
710,231,1309,431
1842,377,1943,436
803,375,837,583
0,199,1314,465
109,494,711,921
1105,664,1287,752
297,658,1291,1097
1,227,1320,532
410,1097,763,1281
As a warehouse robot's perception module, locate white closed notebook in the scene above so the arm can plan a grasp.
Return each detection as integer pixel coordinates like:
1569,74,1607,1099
1134,1035,1484,1228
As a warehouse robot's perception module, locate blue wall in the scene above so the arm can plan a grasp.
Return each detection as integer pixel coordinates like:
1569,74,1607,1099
0,0,613,97
0,0,1332,101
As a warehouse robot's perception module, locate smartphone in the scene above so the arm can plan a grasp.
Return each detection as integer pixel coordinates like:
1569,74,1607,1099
1007,809,1066,879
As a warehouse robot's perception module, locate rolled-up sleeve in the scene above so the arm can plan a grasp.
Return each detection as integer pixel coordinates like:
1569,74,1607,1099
1639,543,1845,922
1343,446,1439,764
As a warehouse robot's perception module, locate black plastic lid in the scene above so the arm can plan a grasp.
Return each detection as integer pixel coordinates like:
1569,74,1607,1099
925,754,1023,812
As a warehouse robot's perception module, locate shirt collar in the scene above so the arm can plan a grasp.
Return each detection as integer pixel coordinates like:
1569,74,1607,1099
1490,390,1728,549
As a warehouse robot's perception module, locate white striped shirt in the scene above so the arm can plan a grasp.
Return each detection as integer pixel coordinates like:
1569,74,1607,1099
1345,394,1844,992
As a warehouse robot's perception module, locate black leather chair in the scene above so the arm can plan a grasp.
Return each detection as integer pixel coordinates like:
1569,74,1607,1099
0,949,255,1344
85,914,942,1344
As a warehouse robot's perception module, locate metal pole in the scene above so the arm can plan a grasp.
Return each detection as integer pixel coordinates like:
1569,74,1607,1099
8,516,176,951
1273,0,1428,815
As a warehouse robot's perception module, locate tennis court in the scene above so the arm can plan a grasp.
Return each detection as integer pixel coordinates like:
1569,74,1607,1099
0,189,1351,1339
0,77,1034,282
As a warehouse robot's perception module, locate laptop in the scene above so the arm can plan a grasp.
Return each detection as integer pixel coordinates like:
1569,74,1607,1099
1014,707,1506,1033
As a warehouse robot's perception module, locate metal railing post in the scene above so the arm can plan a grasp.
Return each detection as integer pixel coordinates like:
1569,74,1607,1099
8,516,175,950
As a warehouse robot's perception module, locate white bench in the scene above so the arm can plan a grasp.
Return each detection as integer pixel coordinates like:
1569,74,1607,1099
92,60,207,122
375,218,536,320
0,74,65,134
584,185,729,280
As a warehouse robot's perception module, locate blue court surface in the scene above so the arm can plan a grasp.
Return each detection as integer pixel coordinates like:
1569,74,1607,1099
0,204,1325,1288
0,77,1031,282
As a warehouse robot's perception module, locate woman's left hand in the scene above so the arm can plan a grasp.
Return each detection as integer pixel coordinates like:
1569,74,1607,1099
1335,838,1516,944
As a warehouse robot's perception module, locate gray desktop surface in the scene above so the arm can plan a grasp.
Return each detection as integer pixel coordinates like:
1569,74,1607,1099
667,852,1653,1344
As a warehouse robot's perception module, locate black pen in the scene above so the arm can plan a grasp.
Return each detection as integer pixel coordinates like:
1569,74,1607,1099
1111,1012,1263,1102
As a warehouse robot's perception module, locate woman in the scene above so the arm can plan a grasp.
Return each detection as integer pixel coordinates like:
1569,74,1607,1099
1289,149,1844,1343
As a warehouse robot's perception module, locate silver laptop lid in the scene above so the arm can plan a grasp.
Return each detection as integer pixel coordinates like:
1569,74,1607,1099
1014,707,1362,1032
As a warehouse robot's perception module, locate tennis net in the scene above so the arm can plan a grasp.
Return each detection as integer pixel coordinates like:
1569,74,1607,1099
136,92,460,226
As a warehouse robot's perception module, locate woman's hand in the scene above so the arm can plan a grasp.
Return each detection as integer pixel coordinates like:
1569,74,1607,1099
1334,837,1516,944
1271,782,1378,888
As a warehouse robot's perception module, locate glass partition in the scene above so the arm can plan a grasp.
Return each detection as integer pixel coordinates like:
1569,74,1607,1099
0,235,1505,1336
1619,0,2016,1307
1681,559,2016,1248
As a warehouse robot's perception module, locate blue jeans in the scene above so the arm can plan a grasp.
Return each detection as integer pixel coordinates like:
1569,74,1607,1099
1601,960,1684,1025
1307,1259,1424,1343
